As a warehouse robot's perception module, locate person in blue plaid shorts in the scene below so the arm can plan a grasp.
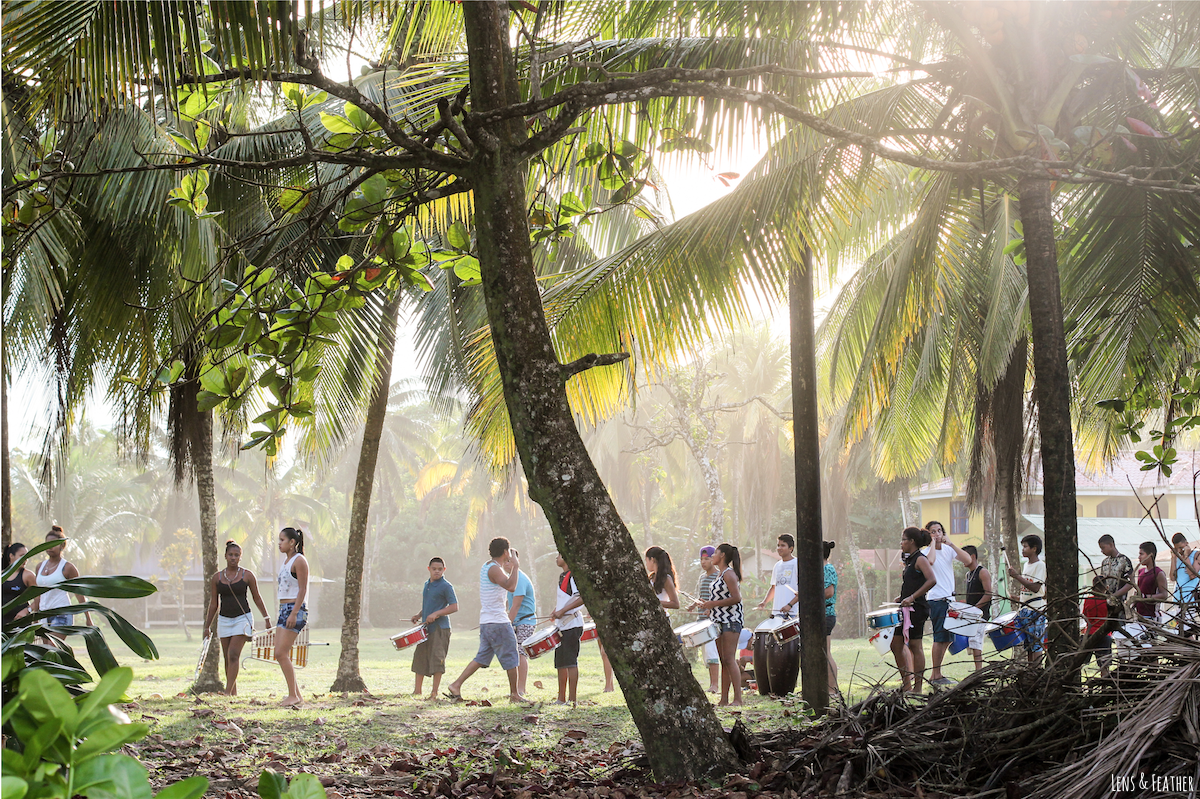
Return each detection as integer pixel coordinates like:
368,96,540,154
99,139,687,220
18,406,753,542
1008,534,1047,666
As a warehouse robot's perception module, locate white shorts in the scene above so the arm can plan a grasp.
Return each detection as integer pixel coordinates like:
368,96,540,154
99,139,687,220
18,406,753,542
969,627,986,652
703,639,719,665
217,612,254,639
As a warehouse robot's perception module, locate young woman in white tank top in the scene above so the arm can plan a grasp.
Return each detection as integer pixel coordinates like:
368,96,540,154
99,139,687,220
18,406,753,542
29,526,92,628
274,527,309,707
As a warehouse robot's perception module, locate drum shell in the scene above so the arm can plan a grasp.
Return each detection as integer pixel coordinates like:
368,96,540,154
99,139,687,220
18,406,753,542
522,628,562,659
945,601,986,640
868,626,894,656
752,630,799,696
985,611,1022,651
674,620,719,648
580,623,598,643
866,608,902,629
391,626,428,650
772,617,801,644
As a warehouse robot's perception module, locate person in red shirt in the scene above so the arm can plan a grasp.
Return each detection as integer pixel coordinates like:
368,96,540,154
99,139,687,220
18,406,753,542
1081,577,1112,677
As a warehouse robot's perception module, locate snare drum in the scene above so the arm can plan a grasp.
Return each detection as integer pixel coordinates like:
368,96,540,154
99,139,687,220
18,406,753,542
1112,622,1151,653
521,627,562,659
866,605,902,630
580,623,598,643
945,601,986,640
772,616,801,644
985,611,1022,651
868,626,894,657
673,619,719,648
391,625,428,650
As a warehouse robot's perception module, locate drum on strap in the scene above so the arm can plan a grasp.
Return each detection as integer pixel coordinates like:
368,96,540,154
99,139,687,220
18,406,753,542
673,620,719,648
522,626,562,659
580,622,598,643
866,604,902,630
945,602,985,640
391,625,428,651
752,617,799,697
985,610,1022,651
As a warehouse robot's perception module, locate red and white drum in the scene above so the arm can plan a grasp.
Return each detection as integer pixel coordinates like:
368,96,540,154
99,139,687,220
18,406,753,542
771,616,801,644
522,627,562,659
391,625,428,650
580,623,598,643
674,620,719,648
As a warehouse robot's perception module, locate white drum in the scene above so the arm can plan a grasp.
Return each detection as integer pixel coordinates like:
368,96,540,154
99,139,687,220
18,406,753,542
674,620,719,648
944,601,986,640
868,626,894,657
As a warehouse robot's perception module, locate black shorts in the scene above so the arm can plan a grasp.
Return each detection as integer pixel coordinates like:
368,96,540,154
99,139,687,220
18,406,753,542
555,626,583,669
906,603,929,639
825,615,836,636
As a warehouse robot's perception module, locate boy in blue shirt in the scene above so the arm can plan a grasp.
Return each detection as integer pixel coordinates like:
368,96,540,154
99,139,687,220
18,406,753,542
506,549,537,696
410,557,458,699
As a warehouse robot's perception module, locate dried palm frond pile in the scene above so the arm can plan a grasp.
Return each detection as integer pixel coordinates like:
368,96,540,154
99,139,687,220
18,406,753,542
753,627,1200,798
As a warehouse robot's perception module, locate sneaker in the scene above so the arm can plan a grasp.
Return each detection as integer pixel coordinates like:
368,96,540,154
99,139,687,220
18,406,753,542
929,677,955,687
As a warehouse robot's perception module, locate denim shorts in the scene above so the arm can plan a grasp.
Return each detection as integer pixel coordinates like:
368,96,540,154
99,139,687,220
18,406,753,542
928,598,953,643
277,602,308,632
474,622,519,670
46,613,73,627
718,621,743,635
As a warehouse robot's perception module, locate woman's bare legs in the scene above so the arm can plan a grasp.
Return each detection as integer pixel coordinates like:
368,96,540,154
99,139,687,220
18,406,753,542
716,631,743,706
274,627,301,705
225,635,249,695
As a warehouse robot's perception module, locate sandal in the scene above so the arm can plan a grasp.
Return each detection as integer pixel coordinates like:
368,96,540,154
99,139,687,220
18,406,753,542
443,690,463,702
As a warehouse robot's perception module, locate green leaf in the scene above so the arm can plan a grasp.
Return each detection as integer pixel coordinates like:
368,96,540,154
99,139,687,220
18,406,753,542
344,102,379,132
578,142,606,166
77,667,134,723
199,368,228,397
153,777,208,799
195,390,224,412
361,174,389,207
278,187,309,215
258,770,287,799
74,722,149,763
168,133,197,154
71,754,153,799
19,665,77,729
1002,239,1024,255
453,256,481,285
447,222,470,250
319,112,357,134
1,777,28,799
281,773,326,799
558,192,586,217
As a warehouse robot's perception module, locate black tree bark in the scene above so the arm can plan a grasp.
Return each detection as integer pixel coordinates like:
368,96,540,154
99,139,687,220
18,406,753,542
790,248,828,712
1017,178,1080,664
461,1,739,781
994,338,1028,578
330,292,402,693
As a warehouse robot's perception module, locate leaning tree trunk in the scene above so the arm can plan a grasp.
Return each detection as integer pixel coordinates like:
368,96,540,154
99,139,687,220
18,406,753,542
329,292,402,693
1017,178,1080,665
461,1,739,780
790,248,828,712
191,405,224,693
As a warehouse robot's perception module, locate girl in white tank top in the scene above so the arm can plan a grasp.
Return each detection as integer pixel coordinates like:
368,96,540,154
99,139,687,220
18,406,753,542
274,527,309,707
30,527,93,626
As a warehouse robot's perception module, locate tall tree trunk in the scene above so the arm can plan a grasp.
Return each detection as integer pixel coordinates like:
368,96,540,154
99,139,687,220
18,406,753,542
461,2,739,780
330,292,402,693
191,406,223,692
1017,179,1080,665
2,340,11,551
790,247,828,712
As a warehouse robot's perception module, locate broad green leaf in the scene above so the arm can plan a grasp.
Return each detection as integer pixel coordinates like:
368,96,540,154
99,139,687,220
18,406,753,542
281,773,326,799
71,754,152,799
344,102,378,132
447,222,470,250
278,188,309,215
19,664,77,729
199,368,228,397
453,256,481,285
196,390,224,412
319,112,357,134
258,771,287,799
153,777,208,799
77,667,134,722
1,776,28,799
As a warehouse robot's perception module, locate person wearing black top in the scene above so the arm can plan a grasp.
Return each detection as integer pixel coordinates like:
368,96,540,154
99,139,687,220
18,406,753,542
203,540,271,695
961,545,994,671
890,527,936,694
2,542,36,624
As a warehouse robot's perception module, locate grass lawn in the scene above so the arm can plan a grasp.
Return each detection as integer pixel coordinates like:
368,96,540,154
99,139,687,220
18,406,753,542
84,622,1025,792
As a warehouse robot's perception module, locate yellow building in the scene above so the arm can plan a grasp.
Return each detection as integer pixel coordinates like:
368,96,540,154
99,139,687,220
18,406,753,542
913,452,1199,551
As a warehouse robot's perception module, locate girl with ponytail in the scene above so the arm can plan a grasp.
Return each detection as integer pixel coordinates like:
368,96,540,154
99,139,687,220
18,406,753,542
274,527,309,706
700,543,744,705
643,546,680,609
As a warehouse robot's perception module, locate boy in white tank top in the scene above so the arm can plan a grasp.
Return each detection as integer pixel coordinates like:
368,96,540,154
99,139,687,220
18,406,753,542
445,537,525,703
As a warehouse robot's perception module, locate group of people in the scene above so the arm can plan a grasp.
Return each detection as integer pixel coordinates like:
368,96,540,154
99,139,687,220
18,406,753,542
888,520,1200,692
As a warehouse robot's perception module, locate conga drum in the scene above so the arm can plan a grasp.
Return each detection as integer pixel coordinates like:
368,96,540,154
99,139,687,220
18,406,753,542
752,618,779,696
766,634,800,696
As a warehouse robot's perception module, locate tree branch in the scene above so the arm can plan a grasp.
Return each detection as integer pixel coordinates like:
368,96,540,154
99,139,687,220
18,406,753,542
559,352,630,380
